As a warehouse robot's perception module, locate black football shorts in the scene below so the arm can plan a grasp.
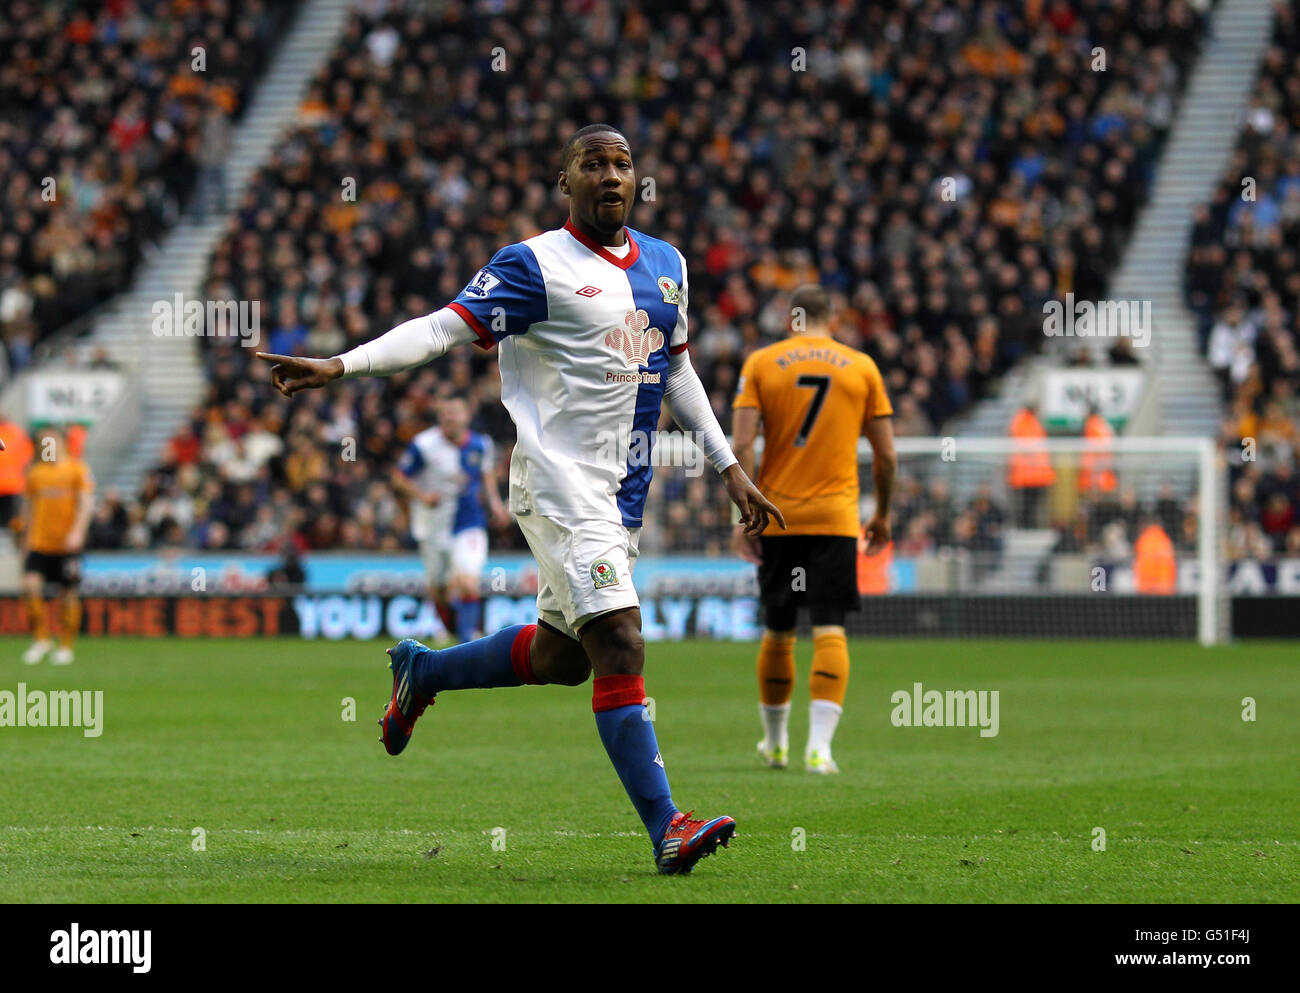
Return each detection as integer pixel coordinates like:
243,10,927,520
25,550,82,590
757,534,859,613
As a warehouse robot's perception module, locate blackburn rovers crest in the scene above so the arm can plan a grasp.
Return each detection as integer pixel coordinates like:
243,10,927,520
591,559,619,588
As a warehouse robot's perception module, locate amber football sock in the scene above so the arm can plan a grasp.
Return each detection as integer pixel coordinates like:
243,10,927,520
808,630,850,759
60,597,82,648
758,631,796,706
26,596,48,641
809,629,849,706
758,631,796,752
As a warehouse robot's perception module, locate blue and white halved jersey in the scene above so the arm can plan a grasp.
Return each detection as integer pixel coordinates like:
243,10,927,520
448,221,689,528
398,426,461,542
399,426,496,541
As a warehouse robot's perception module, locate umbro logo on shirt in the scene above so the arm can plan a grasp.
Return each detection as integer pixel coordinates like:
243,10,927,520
575,285,602,297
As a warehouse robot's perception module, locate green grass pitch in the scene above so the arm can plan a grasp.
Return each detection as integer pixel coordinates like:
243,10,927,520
0,635,1295,903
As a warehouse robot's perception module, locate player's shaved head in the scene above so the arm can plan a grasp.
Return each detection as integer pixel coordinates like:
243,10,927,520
789,284,832,328
558,123,635,245
561,124,628,172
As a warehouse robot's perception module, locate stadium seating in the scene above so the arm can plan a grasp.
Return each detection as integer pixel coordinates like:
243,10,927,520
0,0,298,367
1185,1,1300,561
85,0,1217,556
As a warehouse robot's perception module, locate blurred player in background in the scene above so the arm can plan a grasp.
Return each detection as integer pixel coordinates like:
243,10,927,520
732,284,896,773
258,124,783,875
393,395,508,644
21,427,95,665
0,415,33,540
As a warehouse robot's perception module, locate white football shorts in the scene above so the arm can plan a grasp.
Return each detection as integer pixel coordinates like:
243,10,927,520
451,527,488,580
419,527,488,588
418,536,452,588
514,513,641,640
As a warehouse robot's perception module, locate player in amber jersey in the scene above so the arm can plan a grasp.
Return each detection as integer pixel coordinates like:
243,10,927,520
732,285,896,773
21,427,95,665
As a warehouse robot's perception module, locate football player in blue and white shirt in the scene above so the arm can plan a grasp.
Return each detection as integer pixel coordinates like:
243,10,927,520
393,395,507,644
259,124,785,876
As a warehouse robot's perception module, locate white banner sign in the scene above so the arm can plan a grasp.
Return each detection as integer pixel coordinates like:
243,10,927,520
1041,369,1146,429
27,371,126,423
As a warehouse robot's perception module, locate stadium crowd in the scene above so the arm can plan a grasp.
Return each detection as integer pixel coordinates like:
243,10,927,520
0,0,297,378
1186,0,1300,562
50,0,1235,566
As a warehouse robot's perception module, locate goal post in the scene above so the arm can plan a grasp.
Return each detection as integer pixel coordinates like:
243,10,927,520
856,435,1227,645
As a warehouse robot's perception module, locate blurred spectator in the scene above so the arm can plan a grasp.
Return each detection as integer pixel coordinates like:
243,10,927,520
1133,518,1177,594
1007,402,1055,527
1108,335,1141,365
0,415,34,534
1077,405,1117,496
267,548,305,586
87,488,129,549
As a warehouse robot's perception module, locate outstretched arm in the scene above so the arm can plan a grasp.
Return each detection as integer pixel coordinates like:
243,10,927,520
663,349,785,536
257,308,477,398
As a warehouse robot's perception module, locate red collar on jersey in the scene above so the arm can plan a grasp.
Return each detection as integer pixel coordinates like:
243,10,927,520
563,219,640,270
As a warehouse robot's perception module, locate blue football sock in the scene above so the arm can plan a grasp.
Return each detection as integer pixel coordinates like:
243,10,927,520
455,598,482,643
593,679,678,848
411,624,527,696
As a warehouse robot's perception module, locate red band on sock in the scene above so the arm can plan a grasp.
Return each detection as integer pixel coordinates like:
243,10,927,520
511,624,541,685
592,674,645,713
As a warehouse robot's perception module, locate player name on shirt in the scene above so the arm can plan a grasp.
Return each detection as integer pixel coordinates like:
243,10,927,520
775,346,852,369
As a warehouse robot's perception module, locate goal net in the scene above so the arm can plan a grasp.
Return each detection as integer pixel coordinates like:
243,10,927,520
635,434,1227,644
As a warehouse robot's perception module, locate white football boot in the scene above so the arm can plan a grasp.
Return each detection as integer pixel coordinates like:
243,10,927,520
757,741,790,769
805,750,840,774
22,639,52,665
